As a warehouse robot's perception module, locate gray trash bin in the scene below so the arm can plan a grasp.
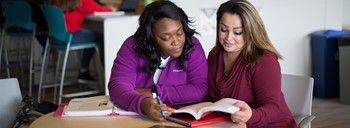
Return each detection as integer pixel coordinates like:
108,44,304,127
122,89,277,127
337,36,350,104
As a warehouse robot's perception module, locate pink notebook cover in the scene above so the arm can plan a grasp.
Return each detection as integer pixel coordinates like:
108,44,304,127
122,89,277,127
53,103,120,118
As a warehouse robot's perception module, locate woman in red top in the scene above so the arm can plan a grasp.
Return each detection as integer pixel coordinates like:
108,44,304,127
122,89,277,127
52,0,113,82
208,0,296,127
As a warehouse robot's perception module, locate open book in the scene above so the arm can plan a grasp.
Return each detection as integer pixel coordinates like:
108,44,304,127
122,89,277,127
56,95,138,117
173,98,240,120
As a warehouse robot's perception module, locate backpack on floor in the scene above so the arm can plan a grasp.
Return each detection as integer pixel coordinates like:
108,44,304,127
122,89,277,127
12,95,58,128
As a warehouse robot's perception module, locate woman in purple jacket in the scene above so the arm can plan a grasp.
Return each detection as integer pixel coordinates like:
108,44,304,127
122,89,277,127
108,0,208,121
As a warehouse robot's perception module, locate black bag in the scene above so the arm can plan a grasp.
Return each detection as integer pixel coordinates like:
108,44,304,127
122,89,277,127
12,95,58,128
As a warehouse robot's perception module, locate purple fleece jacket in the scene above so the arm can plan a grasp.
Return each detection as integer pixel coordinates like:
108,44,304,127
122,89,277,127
108,36,208,115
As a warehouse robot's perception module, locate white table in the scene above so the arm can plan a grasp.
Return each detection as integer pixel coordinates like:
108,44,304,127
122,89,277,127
84,14,139,95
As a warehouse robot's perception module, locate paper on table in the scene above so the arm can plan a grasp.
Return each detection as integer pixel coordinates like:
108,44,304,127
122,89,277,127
93,11,125,18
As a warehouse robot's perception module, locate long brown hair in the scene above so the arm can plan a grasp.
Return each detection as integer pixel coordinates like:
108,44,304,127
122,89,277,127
215,0,282,66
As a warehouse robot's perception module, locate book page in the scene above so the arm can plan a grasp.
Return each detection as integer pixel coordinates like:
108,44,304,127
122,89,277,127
93,11,125,18
113,104,138,116
63,95,114,116
173,98,240,120
198,98,240,117
173,102,213,120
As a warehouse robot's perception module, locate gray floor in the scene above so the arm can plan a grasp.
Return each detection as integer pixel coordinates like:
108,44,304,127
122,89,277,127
312,97,350,128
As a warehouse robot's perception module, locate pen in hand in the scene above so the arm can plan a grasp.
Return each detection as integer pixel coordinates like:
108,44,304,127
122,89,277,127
156,95,165,118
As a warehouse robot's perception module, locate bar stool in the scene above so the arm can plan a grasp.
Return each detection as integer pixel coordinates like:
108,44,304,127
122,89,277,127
0,2,10,78
0,1,37,96
38,4,102,104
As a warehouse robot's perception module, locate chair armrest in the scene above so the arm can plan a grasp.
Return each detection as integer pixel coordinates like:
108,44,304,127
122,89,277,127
298,115,316,128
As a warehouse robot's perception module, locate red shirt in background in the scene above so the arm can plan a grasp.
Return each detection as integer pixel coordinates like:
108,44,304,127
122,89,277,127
61,0,112,32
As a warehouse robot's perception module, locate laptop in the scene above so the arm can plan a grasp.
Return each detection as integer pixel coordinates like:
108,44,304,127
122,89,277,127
93,0,139,17
118,0,139,13
0,78,22,128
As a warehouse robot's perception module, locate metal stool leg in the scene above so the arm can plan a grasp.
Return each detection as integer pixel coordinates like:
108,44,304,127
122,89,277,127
94,46,102,92
28,30,36,96
52,51,62,104
3,42,10,77
58,44,71,104
0,29,10,78
38,40,50,102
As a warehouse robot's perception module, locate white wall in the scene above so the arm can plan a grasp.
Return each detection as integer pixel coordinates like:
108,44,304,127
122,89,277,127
172,0,343,77
262,0,342,77
343,0,350,30
171,0,227,58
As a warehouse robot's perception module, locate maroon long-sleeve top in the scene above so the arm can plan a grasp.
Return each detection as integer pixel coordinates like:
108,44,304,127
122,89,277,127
208,49,297,128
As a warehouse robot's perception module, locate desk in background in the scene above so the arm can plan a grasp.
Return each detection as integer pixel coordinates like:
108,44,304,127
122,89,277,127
84,14,139,94
29,112,246,128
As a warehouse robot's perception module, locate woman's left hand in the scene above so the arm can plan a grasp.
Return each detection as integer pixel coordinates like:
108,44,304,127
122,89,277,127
231,101,252,123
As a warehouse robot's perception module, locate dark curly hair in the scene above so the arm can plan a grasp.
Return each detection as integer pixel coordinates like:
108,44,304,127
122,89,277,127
134,0,198,73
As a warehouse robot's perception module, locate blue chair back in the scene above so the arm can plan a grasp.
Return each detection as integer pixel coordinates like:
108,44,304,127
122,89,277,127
1,1,36,32
39,4,72,44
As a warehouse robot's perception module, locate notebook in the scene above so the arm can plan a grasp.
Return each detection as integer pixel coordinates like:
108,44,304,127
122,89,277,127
53,96,138,117
54,103,139,117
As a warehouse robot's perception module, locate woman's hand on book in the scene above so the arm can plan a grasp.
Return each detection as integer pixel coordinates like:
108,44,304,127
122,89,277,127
140,98,173,121
230,101,252,124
